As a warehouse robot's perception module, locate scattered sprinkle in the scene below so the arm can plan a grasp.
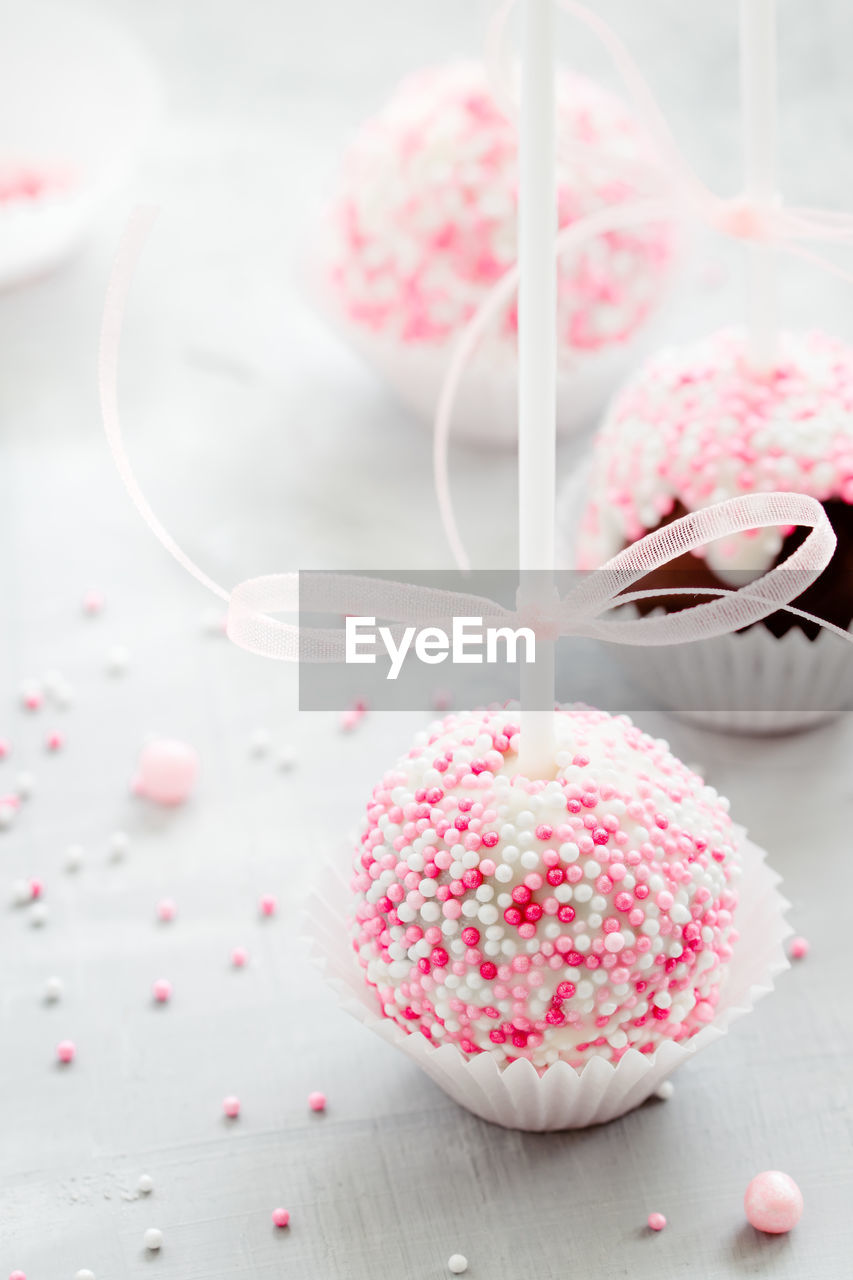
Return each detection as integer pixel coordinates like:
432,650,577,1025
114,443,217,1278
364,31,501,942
57,1040,76,1064
44,976,63,1003
15,772,35,800
223,1095,241,1119
143,1227,163,1251
744,1171,803,1234
789,936,809,960
249,729,272,757
12,879,33,906
134,739,198,805
308,1091,326,1113
647,1212,667,1232
45,730,64,752
109,831,129,862
82,590,104,616
0,739,10,759
654,1081,675,1101
137,1174,154,1195
106,645,130,676
30,903,49,928
157,898,177,923
231,947,249,968
272,1207,290,1229
21,684,43,711
65,844,84,873
152,979,172,1004
448,1255,468,1275
259,894,277,918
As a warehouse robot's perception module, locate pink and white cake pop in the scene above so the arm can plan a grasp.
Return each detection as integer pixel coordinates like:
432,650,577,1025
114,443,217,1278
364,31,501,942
575,327,853,596
350,706,740,1072
323,63,675,444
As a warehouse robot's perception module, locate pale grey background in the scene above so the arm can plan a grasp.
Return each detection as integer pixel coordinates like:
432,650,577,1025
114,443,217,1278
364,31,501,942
1,1,852,1277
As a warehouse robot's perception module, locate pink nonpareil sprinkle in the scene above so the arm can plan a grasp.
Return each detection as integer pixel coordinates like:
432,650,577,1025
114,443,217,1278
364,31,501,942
56,1040,76,1064
307,1091,326,1112
157,898,177,923
45,730,64,752
272,1208,290,1229
789,936,809,960
647,1212,667,1232
22,690,43,712
259,895,277,918
152,979,172,1004
0,740,11,759
223,1095,241,1119
82,589,104,615
340,702,367,732
231,946,249,968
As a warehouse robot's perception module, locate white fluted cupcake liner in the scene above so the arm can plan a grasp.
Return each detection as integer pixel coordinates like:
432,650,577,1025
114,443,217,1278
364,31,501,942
304,834,789,1131
558,456,853,734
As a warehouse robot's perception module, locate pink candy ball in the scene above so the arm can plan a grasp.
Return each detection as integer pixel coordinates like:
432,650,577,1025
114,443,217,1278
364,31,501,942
647,1212,666,1232
744,1171,803,1234
231,947,249,968
10,1270,27,1279
789,936,809,960
223,1095,241,1119
134,739,198,805
272,1208,290,1229
152,979,172,1004
157,898,177,923
259,895,277,918
56,1040,76,1064
307,1091,326,1113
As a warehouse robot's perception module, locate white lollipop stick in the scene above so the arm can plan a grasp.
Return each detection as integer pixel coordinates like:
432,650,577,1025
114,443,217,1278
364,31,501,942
517,0,557,778
740,0,779,367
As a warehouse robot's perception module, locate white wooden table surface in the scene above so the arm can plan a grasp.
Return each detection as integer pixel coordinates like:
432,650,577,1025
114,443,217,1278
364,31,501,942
1,1,852,1276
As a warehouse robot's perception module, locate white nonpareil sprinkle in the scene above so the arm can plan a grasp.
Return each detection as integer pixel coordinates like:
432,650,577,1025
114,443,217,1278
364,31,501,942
144,1227,163,1251
448,1255,468,1275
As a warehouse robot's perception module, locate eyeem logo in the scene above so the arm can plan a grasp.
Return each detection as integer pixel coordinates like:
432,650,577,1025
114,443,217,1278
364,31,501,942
346,616,536,680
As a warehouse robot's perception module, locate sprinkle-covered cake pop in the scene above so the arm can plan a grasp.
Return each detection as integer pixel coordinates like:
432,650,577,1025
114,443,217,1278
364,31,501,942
574,328,853,631
323,63,675,441
350,705,740,1072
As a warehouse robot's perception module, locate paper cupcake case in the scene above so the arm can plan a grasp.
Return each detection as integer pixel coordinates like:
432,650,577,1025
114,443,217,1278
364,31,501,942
558,456,853,735
304,834,789,1132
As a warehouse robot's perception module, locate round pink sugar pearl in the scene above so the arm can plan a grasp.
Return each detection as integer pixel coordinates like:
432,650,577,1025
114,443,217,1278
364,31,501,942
45,730,64,751
157,898,177,923
789,936,809,960
83,589,104,615
232,946,249,968
56,1039,76,1064
307,1091,326,1112
647,1212,666,1232
134,739,198,805
744,1171,803,1233
10,1269,26,1279
259,894,277,917
272,1207,290,1228
152,979,172,1003
223,1095,241,1118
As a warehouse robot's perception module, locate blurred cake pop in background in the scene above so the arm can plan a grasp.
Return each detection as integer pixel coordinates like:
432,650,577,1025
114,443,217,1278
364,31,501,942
0,0,159,289
319,61,676,444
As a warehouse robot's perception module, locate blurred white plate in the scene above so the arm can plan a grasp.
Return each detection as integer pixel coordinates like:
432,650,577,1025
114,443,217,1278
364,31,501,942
0,0,160,288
